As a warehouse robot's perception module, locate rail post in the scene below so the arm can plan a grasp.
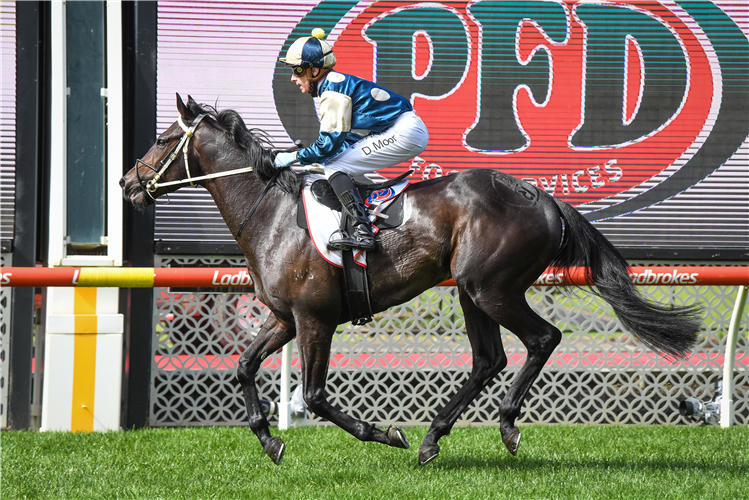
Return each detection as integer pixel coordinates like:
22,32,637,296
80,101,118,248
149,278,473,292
41,287,124,432
278,341,293,430
721,285,748,428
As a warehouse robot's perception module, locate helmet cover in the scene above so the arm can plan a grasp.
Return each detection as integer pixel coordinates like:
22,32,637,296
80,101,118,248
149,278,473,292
280,28,336,73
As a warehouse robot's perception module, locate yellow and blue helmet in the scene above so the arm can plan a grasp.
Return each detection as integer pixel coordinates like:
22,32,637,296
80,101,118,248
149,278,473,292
280,28,336,76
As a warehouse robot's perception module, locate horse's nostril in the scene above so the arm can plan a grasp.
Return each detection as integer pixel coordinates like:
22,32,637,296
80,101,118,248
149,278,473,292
119,177,126,188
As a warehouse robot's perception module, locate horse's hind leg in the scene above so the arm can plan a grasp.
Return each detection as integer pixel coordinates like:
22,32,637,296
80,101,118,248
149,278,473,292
236,313,295,465
484,296,562,455
418,288,508,465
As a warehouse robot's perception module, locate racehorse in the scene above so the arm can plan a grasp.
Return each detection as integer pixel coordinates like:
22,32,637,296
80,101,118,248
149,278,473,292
121,95,701,466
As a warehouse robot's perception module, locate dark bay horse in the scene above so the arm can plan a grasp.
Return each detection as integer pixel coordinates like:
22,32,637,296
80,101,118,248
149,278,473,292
121,95,701,466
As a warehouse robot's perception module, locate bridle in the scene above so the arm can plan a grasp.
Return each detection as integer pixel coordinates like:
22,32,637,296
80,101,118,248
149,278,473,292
135,113,254,200
134,112,282,240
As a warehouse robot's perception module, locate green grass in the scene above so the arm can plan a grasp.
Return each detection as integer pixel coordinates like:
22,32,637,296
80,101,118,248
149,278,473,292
2,425,748,499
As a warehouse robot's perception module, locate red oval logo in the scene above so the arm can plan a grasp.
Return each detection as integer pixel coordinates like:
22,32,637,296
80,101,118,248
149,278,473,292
273,0,748,215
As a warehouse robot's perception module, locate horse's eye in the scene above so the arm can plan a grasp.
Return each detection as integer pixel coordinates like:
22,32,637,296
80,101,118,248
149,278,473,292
157,139,167,148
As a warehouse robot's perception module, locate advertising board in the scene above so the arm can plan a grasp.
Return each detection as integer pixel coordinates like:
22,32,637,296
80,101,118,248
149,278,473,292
155,0,748,254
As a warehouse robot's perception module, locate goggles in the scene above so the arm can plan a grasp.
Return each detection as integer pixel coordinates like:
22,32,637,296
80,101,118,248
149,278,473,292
288,49,333,77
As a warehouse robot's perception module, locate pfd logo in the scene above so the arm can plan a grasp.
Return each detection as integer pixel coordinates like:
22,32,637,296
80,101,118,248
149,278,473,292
274,0,749,219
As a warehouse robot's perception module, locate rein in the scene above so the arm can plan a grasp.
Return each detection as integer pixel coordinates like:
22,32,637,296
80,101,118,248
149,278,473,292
142,114,254,193
235,169,280,240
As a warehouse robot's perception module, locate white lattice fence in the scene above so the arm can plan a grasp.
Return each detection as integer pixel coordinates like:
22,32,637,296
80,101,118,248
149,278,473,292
149,257,748,427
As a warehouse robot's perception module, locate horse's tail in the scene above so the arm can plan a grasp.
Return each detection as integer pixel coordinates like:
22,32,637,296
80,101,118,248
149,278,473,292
549,197,701,358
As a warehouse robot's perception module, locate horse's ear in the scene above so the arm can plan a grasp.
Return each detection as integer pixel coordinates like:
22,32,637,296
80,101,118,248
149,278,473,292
176,93,198,122
176,93,189,119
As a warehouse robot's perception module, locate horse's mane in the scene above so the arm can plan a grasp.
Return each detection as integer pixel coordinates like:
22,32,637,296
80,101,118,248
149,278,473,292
188,100,304,198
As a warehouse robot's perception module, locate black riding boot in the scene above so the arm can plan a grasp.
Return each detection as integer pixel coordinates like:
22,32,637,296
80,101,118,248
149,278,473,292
327,172,376,252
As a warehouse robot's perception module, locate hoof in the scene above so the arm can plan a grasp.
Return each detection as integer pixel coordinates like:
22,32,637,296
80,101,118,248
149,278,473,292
265,436,286,465
503,429,522,456
418,444,440,466
387,426,410,449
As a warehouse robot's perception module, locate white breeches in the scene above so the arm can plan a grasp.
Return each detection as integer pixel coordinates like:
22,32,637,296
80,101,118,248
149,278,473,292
323,111,429,178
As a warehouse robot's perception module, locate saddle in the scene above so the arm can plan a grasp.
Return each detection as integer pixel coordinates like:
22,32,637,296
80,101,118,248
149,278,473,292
296,170,411,325
296,169,410,231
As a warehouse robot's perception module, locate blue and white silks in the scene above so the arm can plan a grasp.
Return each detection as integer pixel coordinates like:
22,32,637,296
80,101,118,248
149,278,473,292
296,72,428,177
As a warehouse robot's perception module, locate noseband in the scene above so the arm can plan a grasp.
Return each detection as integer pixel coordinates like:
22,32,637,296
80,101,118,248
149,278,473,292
135,113,254,199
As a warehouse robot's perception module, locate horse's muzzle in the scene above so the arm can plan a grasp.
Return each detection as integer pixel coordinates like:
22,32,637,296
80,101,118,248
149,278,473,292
120,171,153,210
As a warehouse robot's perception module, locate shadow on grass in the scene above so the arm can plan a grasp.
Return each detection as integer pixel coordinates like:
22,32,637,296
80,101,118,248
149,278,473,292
430,455,748,475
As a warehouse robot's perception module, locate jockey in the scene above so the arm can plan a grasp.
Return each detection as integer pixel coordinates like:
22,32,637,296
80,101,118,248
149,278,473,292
274,28,429,252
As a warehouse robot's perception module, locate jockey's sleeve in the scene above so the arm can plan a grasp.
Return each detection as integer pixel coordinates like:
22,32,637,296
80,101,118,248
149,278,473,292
296,90,352,165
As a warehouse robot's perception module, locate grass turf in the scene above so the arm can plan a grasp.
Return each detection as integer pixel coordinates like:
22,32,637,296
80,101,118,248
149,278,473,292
2,425,747,499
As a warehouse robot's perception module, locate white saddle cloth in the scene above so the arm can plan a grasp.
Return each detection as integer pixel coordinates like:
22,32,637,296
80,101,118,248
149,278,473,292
301,175,409,268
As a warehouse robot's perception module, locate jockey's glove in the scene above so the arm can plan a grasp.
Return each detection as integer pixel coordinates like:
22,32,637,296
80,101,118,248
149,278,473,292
274,151,297,168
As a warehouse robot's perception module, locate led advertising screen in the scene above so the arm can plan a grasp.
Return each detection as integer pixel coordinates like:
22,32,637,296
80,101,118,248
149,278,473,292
155,1,748,254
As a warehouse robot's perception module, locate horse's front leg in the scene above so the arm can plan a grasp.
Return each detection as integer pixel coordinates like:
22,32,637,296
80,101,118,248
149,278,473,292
236,313,295,465
296,316,410,450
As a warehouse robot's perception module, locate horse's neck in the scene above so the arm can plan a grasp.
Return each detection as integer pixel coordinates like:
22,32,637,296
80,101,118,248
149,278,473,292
203,170,289,242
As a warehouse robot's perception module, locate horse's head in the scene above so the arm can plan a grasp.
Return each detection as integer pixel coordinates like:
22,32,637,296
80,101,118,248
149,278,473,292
121,93,303,213
120,93,211,210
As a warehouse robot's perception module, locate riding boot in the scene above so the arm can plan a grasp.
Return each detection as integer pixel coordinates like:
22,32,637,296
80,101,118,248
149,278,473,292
327,173,376,252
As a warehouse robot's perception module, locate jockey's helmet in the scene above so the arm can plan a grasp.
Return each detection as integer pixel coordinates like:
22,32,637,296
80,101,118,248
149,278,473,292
280,28,336,78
